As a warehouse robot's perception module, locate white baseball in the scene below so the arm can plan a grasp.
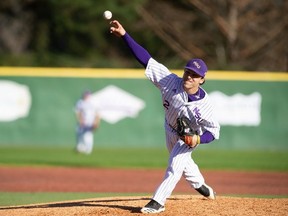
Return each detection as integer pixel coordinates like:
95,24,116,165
103,10,112,20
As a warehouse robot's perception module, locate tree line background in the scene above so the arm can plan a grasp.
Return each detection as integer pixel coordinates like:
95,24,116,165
0,0,287,72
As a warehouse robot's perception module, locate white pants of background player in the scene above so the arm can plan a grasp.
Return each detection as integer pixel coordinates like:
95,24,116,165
76,126,94,154
152,123,205,206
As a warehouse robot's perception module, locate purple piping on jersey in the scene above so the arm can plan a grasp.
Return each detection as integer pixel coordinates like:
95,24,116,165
200,130,215,144
122,33,151,68
187,88,205,102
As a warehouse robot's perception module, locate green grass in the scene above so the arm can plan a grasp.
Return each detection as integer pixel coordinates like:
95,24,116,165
0,146,169,168
193,149,288,171
0,192,147,207
0,146,287,171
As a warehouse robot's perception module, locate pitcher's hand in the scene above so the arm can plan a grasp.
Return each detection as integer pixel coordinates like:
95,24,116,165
110,20,126,37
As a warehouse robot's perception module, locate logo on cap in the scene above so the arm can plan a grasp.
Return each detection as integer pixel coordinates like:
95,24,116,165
193,61,201,69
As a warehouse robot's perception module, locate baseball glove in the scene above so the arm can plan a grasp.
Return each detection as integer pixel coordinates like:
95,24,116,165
176,117,199,147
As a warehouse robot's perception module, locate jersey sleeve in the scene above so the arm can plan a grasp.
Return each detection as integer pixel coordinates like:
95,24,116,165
200,98,220,140
122,33,151,68
145,58,178,89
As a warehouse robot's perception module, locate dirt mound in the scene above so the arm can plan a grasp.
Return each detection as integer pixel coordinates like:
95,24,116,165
1,195,287,216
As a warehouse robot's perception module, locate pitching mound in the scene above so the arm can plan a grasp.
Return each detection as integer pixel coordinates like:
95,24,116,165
1,195,287,216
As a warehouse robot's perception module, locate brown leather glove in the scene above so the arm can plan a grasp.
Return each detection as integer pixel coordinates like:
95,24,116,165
177,117,200,147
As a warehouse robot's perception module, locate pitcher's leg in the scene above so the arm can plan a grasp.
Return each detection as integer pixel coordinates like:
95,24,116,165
183,156,216,199
152,142,192,205
183,156,205,189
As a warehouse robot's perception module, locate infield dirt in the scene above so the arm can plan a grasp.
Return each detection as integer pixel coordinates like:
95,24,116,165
0,167,287,215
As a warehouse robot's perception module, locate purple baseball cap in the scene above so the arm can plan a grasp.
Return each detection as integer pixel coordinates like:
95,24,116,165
184,58,208,77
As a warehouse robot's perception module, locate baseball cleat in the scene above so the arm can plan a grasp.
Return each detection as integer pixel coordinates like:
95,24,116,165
195,183,216,200
141,199,165,214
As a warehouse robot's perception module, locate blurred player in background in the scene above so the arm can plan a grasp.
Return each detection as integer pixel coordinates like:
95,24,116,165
75,90,100,154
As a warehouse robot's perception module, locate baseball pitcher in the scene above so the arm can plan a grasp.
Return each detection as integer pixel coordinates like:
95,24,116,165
110,20,220,214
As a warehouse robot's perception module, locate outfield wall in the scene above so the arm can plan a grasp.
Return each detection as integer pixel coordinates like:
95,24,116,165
0,67,287,150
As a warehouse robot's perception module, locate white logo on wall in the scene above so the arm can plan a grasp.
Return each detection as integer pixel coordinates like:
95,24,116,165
90,85,145,124
0,80,31,122
209,91,262,126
